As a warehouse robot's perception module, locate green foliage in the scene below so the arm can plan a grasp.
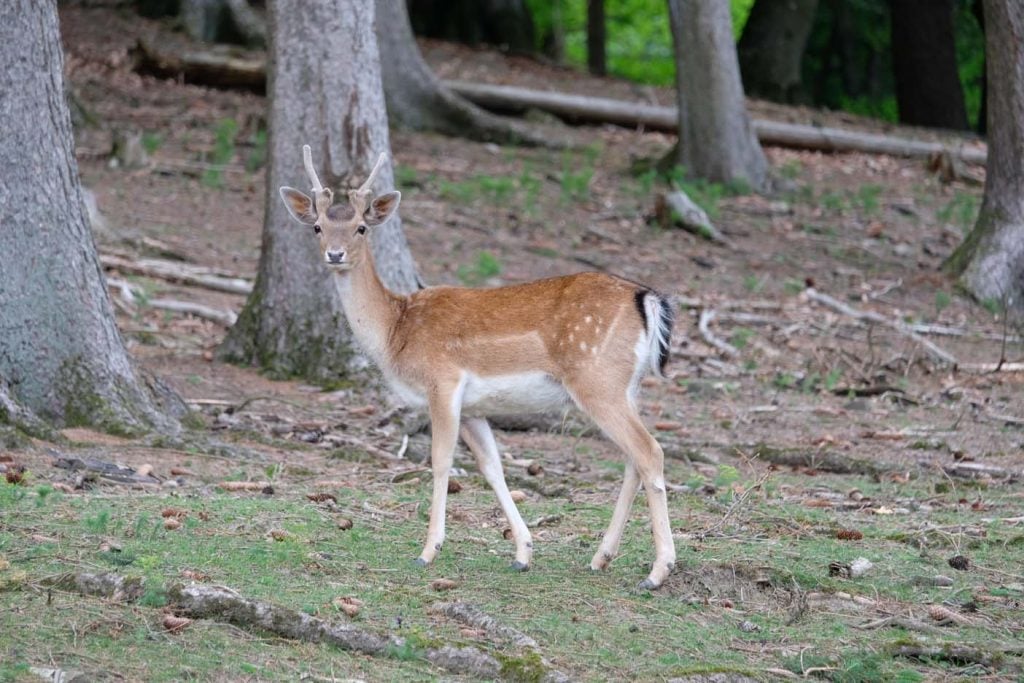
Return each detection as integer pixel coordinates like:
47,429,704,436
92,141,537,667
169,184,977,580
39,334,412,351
937,191,980,233
457,251,502,286
245,127,267,173
934,290,951,314
525,0,754,87
202,118,238,188
141,132,163,154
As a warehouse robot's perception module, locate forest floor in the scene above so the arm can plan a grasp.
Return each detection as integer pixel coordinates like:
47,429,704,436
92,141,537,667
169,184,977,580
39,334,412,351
2,5,1023,682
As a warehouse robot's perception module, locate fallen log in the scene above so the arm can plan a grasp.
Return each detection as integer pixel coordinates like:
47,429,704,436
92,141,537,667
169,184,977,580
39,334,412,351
100,254,253,295
129,38,988,164
446,81,987,165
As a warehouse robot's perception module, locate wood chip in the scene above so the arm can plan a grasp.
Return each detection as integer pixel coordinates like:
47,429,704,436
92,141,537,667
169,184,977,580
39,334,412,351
430,578,458,592
218,481,271,491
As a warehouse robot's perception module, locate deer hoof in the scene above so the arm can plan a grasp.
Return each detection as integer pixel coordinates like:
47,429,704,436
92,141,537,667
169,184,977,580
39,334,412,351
509,561,529,572
637,578,659,591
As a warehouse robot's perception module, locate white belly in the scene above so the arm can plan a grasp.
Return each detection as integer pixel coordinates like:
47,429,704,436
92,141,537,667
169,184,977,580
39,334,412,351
462,371,570,416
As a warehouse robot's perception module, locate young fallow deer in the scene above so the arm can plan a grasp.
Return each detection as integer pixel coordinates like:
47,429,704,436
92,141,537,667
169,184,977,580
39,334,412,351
281,146,676,588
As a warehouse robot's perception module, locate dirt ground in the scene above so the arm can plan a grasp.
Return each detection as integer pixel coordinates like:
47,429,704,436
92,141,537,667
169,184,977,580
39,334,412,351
1,5,1022,681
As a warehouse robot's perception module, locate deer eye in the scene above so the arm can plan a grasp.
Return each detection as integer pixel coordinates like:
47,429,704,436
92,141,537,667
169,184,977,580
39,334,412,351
313,224,322,234
356,224,367,235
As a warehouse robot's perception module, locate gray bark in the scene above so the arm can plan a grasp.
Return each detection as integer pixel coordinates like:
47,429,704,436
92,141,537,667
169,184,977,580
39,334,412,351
667,0,769,190
947,0,1024,313
181,0,266,48
219,0,421,382
0,0,183,434
737,0,819,103
375,0,564,147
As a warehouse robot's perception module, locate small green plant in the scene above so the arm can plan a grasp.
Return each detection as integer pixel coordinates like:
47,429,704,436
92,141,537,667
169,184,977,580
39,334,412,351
84,509,112,533
457,251,502,286
743,274,765,293
820,191,847,214
773,372,797,389
245,127,267,173
980,297,1001,316
559,155,594,203
394,165,419,188
478,175,516,207
936,191,980,233
730,328,753,350
934,290,951,314
141,131,163,154
856,184,882,215
780,159,803,180
439,178,479,204
202,118,238,188
823,367,843,392
783,278,805,295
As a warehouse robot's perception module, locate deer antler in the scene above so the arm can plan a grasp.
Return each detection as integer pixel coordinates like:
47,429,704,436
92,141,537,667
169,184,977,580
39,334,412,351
349,152,388,216
303,144,333,214
302,144,324,194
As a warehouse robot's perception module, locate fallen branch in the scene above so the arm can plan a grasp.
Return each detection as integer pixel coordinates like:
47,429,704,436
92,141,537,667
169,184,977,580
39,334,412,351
446,81,987,165
430,602,538,650
133,38,265,91
107,277,238,326
855,615,947,636
655,190,731,245
750,443,906,478
100,253,253,295
891,644,1024,673
50,453,161,485
804,287,958,366
44,572,145,603
698,309,740,357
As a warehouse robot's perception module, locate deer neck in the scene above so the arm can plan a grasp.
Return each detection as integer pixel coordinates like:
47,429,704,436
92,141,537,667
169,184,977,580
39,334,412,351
332,248,404,367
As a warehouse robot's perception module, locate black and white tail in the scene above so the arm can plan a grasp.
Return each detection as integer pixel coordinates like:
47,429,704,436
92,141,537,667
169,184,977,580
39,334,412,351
639,290,674,377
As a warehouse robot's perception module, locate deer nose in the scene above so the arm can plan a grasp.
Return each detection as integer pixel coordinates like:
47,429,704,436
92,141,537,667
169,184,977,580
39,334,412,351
325,249,346,264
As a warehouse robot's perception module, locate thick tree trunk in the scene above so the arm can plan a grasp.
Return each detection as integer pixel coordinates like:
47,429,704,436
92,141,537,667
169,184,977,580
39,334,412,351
945,0,1024,313
973,0,988,134
375,0,564,147
587,0,607,76
667,0,768,190
0,0,183,434
738,0,819,103
406,0,535,54
219,0,420,382
180,0,266,48
890,0,969,130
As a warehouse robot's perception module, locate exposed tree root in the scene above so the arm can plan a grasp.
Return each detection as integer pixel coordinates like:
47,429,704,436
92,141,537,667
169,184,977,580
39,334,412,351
42,572,564,679
891,644,1024,674
430,601,538,650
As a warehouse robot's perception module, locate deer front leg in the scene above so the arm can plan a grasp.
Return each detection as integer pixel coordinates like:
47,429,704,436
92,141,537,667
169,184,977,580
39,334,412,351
416,384,463,566
461,417,533,571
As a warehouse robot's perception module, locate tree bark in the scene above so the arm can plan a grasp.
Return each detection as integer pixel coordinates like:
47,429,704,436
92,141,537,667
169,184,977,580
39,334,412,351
406,0,535,54
738,0,819,103
219,0,420,382
0,0,183,434
180,0,266,48
666,0,769,190
890,0,969,130
945,0,1024,313
375,0,566,147
587,0,607,76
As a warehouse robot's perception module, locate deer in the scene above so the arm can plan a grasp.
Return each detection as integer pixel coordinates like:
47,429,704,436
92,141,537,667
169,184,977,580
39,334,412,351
280,146,677,589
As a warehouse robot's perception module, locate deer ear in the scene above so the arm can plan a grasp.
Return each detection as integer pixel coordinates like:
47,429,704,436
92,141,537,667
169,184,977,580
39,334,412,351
279,186,317,225
364,191,401,226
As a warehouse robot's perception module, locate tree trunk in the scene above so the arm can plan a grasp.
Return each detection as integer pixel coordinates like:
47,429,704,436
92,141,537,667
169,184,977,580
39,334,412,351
180,0,266,48
667,0,769,190
945,0,1024,313
406,0,535,55
737,0,819,103
0,0,183,434
219,0,420,382
375,0,565,147
890,0,969,130
587,0,606,76
973,0,987,134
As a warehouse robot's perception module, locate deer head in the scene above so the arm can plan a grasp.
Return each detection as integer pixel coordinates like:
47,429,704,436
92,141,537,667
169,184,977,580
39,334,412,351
279,146,401,271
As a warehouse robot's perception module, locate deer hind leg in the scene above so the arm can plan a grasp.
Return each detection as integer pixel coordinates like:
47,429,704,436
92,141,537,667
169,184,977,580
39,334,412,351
573,390,676,589
416,381,464,566
461,417,533,570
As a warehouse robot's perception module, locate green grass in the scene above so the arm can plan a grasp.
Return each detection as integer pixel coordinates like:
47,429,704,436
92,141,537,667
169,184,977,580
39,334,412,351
2,452,1022,681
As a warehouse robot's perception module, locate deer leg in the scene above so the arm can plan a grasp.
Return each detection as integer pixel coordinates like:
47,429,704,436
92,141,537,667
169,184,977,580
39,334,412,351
575,394,676,589
416,383,463,566
461,417,533,571
590,460,640,571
